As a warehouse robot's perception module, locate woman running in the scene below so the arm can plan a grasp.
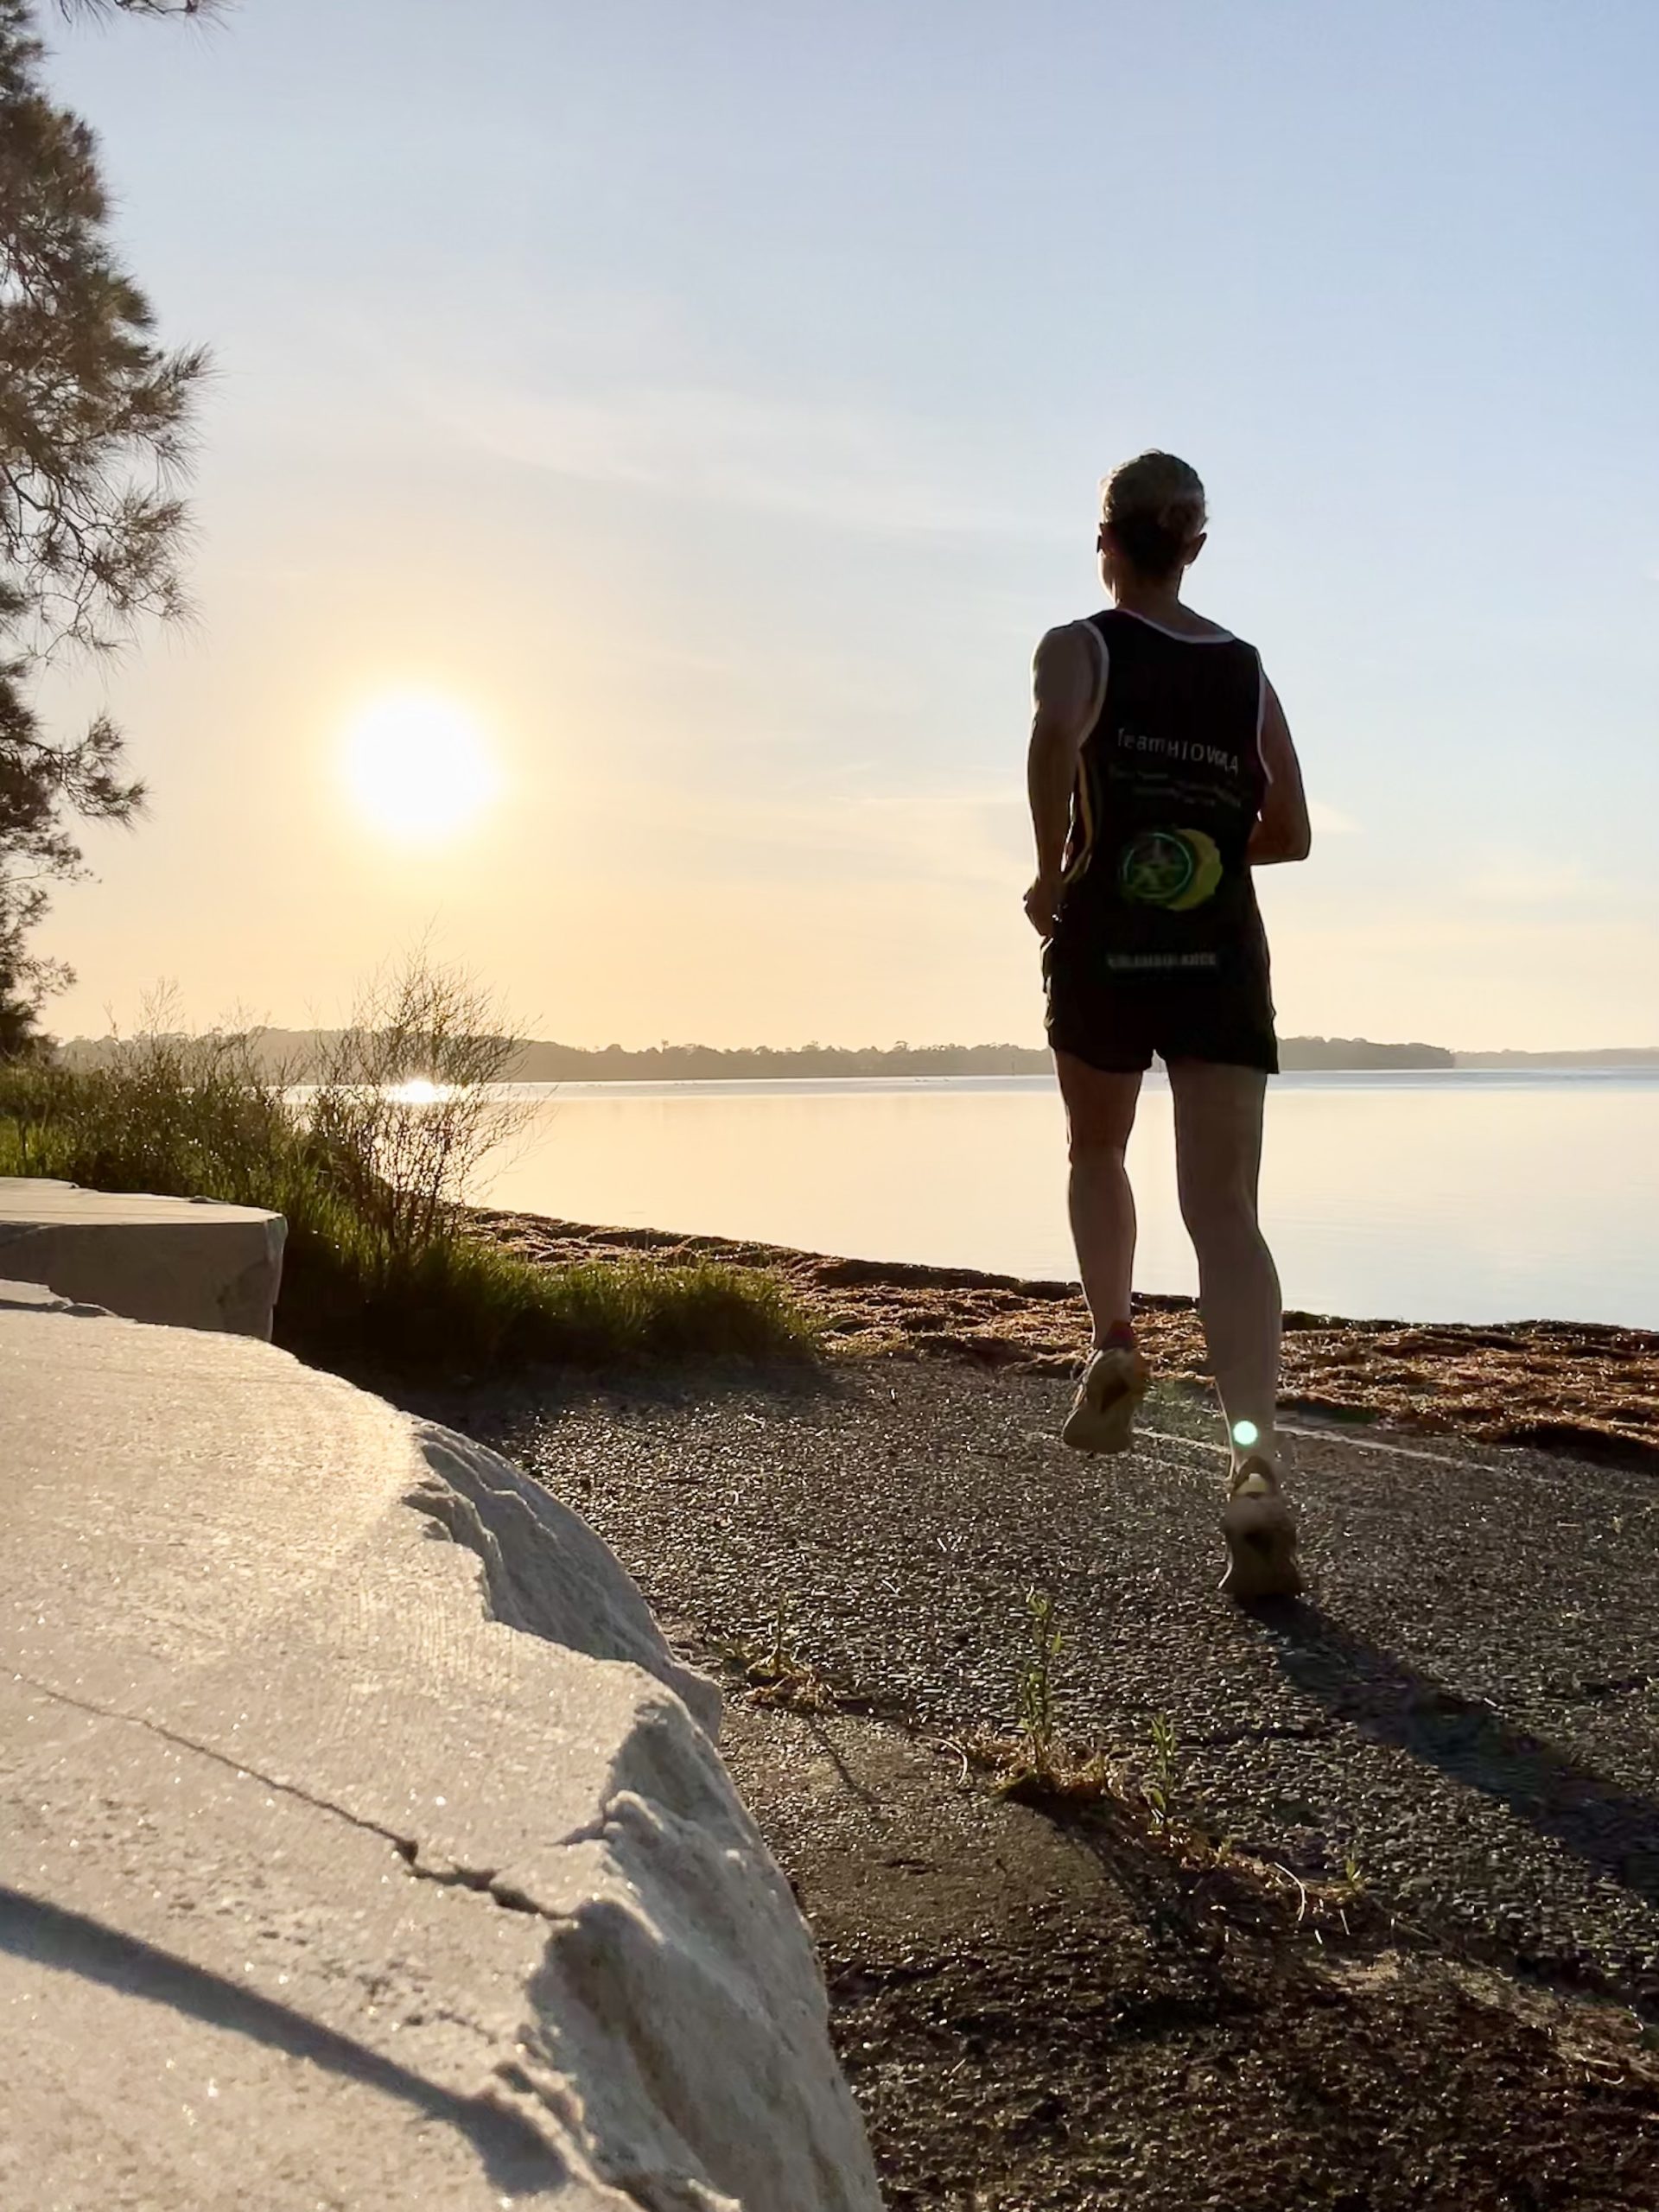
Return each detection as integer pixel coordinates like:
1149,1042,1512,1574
1024,452,1312,1599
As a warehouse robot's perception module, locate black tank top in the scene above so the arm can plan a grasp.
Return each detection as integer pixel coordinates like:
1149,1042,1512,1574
1057,608,1269,988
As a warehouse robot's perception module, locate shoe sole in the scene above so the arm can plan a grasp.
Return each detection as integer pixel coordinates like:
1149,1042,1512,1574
1060,1380,1146,1455
1219,1493,1304,1602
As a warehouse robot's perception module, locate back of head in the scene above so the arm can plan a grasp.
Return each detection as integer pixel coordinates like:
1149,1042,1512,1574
1100,451,1207,579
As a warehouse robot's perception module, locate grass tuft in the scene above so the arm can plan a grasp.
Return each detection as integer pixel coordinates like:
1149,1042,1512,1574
951,1589,1382,1936
719,1594,837,1712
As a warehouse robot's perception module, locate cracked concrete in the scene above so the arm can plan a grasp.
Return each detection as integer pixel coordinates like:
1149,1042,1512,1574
0,1300,880,2210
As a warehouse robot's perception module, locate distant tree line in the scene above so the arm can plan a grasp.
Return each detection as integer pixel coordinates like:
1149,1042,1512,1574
65,1031,1659,1077
1279,1036,1453,1070
511,1040,1056,1081
58,1029,1460,1078
509,1037,1457,1078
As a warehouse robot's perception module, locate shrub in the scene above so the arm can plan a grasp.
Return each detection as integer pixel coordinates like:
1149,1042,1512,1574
0,963,814,1377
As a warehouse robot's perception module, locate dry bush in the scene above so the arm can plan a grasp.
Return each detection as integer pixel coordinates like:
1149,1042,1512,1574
303,957,533,1274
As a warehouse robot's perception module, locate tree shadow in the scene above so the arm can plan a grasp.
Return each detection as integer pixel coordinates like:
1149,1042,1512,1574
1255,1605,1659,1911
393,1348,846,1442
0,1885,563,2195
798,1711,891,1818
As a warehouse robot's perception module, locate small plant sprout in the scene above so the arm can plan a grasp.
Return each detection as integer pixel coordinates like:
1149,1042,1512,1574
1143,1711,1181,1828
1016,1588,1065,1774
765,1594,791,1681
968,1588,1110,1799
724,1595,833,1712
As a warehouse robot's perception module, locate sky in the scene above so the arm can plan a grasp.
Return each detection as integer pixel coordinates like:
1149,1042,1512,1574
36,0,1659,1051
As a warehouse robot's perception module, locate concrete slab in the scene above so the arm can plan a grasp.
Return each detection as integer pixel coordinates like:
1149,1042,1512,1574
0,1276,102,1314
0,1306,880,2209
0,1177,285,1337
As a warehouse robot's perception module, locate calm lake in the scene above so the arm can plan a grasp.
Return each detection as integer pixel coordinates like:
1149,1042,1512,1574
474,1072,1659,1331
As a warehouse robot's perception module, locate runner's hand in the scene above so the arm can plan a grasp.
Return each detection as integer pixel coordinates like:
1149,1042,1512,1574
1024,873,1062,938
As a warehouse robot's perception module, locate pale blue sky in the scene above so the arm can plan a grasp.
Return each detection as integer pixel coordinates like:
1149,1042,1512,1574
41,0,1659,1048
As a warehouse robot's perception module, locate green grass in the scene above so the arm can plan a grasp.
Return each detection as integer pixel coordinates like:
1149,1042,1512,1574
0,1050,815,1379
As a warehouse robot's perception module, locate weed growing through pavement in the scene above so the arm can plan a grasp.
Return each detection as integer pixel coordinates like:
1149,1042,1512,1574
953,1597,1386,1939
721,1594,836,1712
1142,1711,1181,1829
962,1593,1191,1814
960,1586,1111,1800
1016,1588,1063,1772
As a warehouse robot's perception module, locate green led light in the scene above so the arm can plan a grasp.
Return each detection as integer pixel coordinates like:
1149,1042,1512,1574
1231,1420,1260,1449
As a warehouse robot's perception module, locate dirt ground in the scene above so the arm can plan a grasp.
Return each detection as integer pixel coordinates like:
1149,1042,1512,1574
716,1698,1659,2211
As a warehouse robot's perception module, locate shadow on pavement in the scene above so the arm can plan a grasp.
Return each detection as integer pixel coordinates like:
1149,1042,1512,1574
1260,1608,1659,1912
396,1351,845,1441
0,1884,564,2194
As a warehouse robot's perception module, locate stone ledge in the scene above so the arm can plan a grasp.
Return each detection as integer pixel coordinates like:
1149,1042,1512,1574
0,1175,285,1337
0,1303,880,2209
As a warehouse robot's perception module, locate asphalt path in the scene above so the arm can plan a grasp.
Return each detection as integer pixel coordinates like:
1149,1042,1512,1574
470,1361,1659,2013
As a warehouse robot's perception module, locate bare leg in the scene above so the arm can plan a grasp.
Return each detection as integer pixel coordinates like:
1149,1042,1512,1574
1054,1051,1142,1346
1168,1059,1281,1463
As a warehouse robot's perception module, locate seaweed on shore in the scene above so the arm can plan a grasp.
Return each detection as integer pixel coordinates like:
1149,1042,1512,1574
467,1207,1659,1467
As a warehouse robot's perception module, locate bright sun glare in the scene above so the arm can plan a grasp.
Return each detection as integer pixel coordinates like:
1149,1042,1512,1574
340,694,502,842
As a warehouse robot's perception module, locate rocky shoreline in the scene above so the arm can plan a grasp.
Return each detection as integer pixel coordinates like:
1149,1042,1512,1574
467,1207,1659,1465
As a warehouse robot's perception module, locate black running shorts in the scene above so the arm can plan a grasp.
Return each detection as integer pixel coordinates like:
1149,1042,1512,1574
1044,938,1278,1077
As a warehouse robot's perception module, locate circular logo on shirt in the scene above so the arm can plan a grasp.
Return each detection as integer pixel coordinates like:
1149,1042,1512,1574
1117,829,1224,910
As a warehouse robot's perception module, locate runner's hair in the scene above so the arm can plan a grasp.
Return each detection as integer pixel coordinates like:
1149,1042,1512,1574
1100,451,1207,579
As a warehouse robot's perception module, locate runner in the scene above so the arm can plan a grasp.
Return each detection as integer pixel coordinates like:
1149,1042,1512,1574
1023,452,1313,1599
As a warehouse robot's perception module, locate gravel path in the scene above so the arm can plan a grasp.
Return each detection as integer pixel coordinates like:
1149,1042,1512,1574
442,1360,1659,2015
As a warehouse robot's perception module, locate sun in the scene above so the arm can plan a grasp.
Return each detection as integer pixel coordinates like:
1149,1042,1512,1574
340,693,502,842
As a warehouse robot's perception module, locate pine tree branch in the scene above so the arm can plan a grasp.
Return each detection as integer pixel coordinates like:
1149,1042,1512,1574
2,1,208,1041
54,3,222,19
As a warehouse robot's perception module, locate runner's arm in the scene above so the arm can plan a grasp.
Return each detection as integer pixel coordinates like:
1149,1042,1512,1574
1025,624,1097,933
1248,677,1312,865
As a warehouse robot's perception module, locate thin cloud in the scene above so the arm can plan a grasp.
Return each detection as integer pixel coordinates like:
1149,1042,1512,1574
434,378,1052,543
598,770,1027,891
1463,855,1656,922
1307,798,1359,835
1468,858,1598,907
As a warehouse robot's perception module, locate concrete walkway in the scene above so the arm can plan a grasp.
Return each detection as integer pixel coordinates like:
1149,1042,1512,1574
474,1361,1659,2013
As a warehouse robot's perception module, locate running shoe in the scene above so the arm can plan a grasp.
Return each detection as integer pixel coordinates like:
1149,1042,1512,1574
1060,1344,1149,1454
1220,1456,1303,1601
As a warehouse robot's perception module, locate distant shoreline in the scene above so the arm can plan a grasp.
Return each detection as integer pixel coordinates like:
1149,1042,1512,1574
56,1028,1659,1081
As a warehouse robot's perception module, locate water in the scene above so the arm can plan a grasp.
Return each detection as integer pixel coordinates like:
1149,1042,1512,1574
475,1071,1659,1330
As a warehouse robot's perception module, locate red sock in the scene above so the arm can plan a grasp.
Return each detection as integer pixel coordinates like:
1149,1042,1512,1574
1101,1319,1135,1351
